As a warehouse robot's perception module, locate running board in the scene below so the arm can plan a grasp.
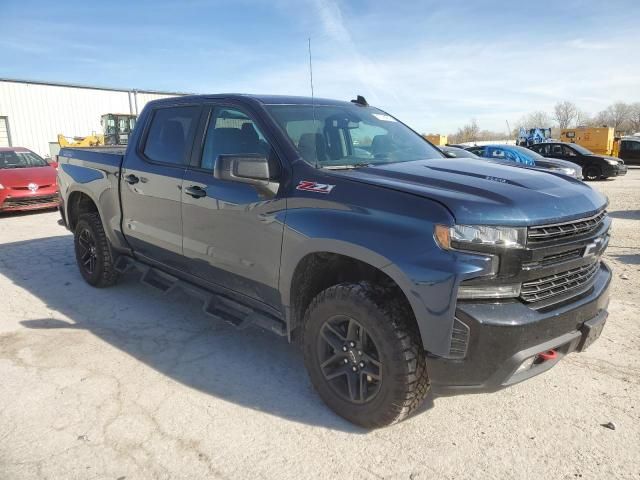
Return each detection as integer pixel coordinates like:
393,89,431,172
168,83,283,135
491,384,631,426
114,256,286,336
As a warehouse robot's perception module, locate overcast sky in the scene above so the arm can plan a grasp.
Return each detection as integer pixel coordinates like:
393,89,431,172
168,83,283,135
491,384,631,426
2,0,639,134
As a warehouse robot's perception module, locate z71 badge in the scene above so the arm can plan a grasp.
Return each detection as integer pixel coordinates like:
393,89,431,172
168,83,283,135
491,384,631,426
296,181,335,194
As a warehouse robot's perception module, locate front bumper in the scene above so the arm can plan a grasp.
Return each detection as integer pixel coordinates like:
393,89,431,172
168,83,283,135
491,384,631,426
604,163,627,177
428,262,611,395
0,189,60,212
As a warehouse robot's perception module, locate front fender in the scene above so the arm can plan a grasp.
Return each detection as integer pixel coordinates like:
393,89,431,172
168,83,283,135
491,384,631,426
279,182,495,356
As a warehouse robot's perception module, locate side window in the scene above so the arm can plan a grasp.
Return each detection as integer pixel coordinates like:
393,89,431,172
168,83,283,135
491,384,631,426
490,148,505,159
550,144,563,156
469,147,484,156
200,107,271,170
535,144,549,155
143,106,200,165
625,141,640,152
562,145,577,157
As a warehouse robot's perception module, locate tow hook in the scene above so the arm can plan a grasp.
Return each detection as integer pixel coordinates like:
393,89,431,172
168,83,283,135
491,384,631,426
534,349,558,364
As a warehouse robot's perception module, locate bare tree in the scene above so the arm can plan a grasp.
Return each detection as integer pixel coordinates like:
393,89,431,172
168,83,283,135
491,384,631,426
595,102,632,132
575,109,592,127
553,101,578,129
628,103,640,134
450,119,480,143
517,111,553,129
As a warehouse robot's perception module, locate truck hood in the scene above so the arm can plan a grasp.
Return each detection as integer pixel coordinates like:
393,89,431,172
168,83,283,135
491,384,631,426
339,158,607,226
0,166,57,188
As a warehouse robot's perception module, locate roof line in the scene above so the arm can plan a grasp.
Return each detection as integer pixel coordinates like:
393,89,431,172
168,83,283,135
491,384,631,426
0,77,192,96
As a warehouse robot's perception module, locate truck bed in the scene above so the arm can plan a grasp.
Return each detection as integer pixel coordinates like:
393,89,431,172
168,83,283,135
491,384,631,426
58,146,125,168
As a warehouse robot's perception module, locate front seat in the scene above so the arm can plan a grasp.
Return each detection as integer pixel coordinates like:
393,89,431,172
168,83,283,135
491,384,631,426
371,135,394,156
298,133,327,164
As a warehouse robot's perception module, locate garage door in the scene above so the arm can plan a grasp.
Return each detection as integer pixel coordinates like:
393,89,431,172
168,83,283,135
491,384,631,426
0,117,10,147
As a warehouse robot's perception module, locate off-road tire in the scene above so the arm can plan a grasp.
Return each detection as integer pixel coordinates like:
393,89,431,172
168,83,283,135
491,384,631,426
584,165,602,181
74,213,119,287
303,282,430,428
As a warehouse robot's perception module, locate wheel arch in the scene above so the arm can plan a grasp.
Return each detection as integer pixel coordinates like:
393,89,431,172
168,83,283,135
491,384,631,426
280,240,425,347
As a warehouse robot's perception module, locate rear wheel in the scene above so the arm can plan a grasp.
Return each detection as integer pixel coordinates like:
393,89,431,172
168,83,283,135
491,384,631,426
303,282,429,428
74,213,119,287
584,165,602,181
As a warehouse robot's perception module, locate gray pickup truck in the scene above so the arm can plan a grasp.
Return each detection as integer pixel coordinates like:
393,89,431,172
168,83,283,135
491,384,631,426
58,94,611,427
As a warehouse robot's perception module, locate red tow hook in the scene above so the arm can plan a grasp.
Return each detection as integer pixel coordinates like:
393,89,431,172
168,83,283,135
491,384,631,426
535,349,558,363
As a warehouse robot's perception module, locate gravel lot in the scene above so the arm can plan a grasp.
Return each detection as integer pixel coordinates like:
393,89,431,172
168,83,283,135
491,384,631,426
1,169,639,480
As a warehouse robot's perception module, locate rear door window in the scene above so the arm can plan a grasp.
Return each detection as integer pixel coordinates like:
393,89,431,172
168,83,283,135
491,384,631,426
143,106,200,165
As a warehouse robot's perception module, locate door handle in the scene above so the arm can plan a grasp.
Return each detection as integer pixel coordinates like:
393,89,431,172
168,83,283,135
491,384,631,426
185,185,207,198
124,174,140,185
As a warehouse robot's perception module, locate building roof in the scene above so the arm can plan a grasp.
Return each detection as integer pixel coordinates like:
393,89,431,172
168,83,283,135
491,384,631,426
0,77,190,96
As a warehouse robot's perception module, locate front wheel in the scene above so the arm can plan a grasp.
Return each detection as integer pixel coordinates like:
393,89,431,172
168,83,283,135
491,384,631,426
584,165,602,181
303,282,430,428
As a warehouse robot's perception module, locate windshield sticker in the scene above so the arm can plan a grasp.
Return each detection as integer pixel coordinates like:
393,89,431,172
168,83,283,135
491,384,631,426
296,181,335,194
372,113,397,122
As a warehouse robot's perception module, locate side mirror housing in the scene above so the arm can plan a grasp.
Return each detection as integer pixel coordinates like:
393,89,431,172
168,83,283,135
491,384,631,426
214,154,270,184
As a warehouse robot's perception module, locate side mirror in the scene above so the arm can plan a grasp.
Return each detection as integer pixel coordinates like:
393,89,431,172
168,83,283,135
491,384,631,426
214,154,271,184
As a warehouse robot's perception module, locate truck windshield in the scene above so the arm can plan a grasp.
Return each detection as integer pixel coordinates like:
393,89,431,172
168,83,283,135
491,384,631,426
0,151,49,169
266,104,444,168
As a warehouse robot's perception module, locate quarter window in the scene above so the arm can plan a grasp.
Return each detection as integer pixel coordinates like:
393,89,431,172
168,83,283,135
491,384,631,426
143,106,200,165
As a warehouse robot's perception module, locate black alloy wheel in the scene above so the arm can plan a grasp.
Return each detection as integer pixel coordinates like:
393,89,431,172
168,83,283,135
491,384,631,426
77,227,98,275
317,315,382,404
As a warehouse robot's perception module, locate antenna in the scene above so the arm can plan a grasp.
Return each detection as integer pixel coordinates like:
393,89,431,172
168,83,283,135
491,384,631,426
308,37,319,169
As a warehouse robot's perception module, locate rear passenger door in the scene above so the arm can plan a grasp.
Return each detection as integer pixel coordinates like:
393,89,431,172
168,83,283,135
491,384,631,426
180,104,286,307
121,103,201,267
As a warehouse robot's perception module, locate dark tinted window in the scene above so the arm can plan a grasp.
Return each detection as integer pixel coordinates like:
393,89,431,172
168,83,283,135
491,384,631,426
200,107,271,170
468,147,484,156
143,106,199,165
532,144,549,155
562,145,578,156
624,141,640,152
550,144,564,156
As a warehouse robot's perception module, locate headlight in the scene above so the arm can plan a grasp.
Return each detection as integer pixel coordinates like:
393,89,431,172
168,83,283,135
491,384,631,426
0,183,4,190
606,159,618,166
553,167,579,178
435,224,526,250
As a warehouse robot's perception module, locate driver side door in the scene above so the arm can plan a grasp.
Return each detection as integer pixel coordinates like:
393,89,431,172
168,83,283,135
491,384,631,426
180,104,286,307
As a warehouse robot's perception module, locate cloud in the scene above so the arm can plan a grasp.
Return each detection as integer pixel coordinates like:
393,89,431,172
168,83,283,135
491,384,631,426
565,38,614,50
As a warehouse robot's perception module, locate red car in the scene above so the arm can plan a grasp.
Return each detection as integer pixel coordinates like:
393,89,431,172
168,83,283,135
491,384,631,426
0,147,59,213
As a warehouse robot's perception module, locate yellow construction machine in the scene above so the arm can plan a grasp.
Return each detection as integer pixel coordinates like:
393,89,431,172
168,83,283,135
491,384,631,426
57,113,137,148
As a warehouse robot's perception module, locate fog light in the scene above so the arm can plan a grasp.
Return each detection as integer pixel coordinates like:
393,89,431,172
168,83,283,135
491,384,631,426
515,356,535,374
457,283,521,299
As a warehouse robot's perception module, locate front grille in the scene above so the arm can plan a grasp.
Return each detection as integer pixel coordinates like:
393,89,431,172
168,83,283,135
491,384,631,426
2,194,59,209
528,210,607,243
520,261,600,303
522,248,583,270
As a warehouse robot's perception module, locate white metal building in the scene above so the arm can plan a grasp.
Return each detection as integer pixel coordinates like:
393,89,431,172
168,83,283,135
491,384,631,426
0,78,186,157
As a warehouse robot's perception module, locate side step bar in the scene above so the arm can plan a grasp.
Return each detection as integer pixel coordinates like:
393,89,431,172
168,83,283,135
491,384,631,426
114,256,287,336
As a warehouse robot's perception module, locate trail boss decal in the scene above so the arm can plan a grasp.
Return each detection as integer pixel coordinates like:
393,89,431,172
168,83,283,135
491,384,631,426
296,181,335,194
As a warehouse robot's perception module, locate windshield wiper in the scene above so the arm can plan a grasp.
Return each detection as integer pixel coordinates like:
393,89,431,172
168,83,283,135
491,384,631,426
322,162,374,170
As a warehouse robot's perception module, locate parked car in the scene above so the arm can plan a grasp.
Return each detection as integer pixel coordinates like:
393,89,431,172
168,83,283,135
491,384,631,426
466,144,583,179
0,147,59,213
439,146,481,158
618,137,640,165
58,94,611,428
528,142,627,181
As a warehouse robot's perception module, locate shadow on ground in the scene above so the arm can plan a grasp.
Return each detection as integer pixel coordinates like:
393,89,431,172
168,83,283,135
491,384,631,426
1,235,434,432
608,210,640,220
612,254,640,265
